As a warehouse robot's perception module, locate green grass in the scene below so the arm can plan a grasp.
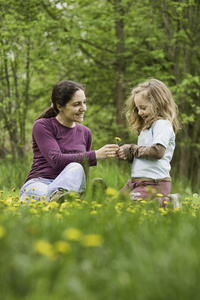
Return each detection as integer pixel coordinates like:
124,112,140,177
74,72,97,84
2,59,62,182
0,160,200,299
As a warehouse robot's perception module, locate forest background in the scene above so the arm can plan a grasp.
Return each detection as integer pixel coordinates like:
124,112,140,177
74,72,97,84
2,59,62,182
0,0,200,189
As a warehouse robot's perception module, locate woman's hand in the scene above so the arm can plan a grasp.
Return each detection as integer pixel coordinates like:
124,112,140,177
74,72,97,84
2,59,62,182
95,144,119,160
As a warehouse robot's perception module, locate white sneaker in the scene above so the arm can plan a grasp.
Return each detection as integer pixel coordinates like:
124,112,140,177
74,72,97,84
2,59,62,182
168,193,182,209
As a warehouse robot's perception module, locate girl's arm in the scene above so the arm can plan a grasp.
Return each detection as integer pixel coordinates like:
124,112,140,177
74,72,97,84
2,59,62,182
118,144,166,162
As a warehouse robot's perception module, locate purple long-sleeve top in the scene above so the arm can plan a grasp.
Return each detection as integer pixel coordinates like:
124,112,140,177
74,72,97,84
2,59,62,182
25,117,97,183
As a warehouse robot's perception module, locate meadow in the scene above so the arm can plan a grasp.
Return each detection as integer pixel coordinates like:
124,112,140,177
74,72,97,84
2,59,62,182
1,160,200,300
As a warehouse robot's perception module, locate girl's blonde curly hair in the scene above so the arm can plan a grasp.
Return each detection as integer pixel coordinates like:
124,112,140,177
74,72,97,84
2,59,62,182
125,79,179,135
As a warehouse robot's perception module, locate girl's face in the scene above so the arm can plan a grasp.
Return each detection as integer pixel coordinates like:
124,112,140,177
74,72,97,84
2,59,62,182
134,93,153,122
56,89,87,127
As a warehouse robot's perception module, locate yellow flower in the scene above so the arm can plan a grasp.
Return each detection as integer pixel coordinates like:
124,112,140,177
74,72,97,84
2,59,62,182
18,200,27,204
54,241,71,254
82,234,104,247
42,206,50,212
34,240,55,259
0,226,6,239
55,213,63,220
106,187,117,196
115,137,121,141
157,193,163,197
91,210,97,215
63,228,82,241
29,208,38,214
48,201,59,209
12,188,16,192
5,199,12,206
30,199,36,203
137,198,143,201
141,200,147,204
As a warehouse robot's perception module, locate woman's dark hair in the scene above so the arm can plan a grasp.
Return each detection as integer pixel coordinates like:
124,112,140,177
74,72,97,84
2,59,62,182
37,80,85,119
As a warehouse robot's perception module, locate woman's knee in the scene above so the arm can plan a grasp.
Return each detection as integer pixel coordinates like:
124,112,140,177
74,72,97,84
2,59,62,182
65,162,85,174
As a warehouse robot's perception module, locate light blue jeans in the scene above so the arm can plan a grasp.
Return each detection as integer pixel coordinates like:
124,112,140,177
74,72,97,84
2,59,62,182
19,162,86,202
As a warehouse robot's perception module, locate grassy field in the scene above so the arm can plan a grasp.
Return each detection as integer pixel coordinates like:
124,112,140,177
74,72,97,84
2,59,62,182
0,160,200,299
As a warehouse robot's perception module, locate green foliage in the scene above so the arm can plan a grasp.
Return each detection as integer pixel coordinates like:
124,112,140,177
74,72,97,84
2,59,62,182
0,159,32,189
0,0,200,186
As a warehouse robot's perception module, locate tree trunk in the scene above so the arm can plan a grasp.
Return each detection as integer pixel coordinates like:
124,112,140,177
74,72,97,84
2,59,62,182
113,0,128,138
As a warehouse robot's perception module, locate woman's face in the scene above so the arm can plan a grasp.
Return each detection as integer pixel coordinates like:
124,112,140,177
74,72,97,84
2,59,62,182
134,93,153,122
56,89,87,127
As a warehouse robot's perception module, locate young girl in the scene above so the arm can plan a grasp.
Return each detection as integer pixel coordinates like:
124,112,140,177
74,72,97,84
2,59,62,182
118,79,180,207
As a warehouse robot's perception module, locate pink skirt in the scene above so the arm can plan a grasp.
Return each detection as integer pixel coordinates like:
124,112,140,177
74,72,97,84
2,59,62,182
119,178,171,207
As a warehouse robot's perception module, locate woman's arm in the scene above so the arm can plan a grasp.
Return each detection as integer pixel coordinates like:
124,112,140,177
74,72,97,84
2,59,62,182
33,121,119,171
33,121,97,170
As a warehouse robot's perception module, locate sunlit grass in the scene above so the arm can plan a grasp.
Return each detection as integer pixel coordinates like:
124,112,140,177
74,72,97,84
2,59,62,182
1,186,200,299
1,160,200,299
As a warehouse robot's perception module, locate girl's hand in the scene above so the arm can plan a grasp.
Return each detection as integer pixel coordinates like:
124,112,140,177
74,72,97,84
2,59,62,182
95,144,119,160
117,144,131,160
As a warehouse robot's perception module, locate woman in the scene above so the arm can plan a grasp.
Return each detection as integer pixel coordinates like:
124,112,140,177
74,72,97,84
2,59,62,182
20,80,119,202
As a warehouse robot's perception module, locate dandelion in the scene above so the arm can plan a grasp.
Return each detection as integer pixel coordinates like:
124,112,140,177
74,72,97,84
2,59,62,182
115,202,124,209
30,199,36,203
5,199,12,206
54,241,71,254
12,188,16,192
24,196,30,200
31,188,36,191
193,193,198,198
63,228,82,241
18,200,27,205
106,187,117,196
0,226,6,239
42,206,50,212
115,137,125,146
36,202,44,208
29,208,38,214
82,234,104,247
48,201,59,209
184,197,190,201
137,198,143,201
55,213,63,220
141,200,147,204
34,240,55,259
82,200,88,205
91,210,97,215
142,210,148,216
157,193,163,197
115,137,121,142
41,200,47,204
